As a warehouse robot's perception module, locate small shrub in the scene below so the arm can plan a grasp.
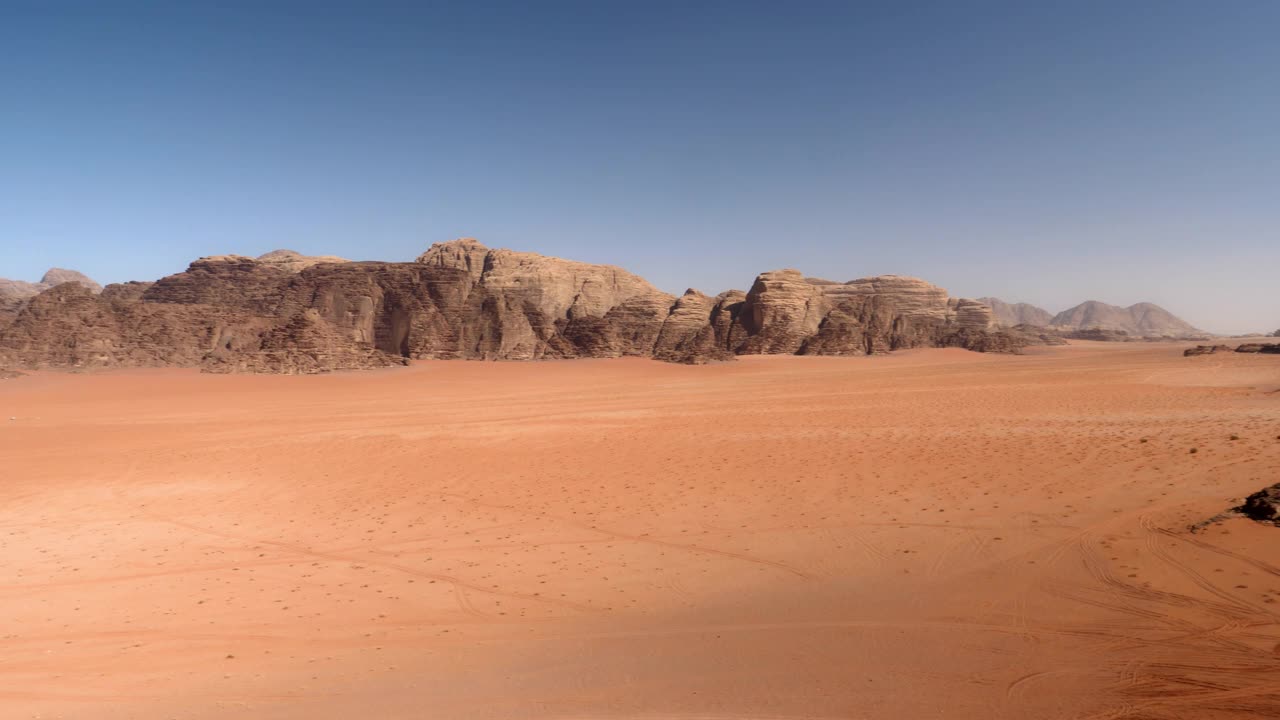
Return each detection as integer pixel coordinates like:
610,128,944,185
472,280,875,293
1189,447,1198,454
1230,434,1240,441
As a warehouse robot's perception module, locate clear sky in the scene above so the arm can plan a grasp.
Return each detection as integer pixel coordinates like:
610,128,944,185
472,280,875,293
2,1,1277,333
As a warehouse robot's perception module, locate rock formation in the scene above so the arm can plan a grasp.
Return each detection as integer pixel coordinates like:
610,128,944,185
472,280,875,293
0,239,1035,374
1049,300,1201,338
1237,484,1280,525
1007,324,1068,346
1066,327,1132,342
1235,343,1280,354
0,268,101,326
1184,345,1231,356
978,297,1053,328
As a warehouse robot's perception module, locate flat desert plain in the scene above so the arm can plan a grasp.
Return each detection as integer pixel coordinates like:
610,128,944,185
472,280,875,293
3,342,1280,720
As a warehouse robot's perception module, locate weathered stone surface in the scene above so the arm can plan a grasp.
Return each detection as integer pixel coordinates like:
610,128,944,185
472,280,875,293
1237,484,1280,524
1184,345,1231,356
0,283,266,370
101,281,154,302
1066,327,1132,342
1235,343,1280,354
416,239,676,359
652,290,734,364
0,267,101,327
0,239,1036,373
255,249,350,273
727,272,1004,357
1007,324,1069,346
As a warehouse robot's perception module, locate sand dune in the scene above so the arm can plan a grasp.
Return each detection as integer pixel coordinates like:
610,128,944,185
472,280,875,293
3,342,1280,719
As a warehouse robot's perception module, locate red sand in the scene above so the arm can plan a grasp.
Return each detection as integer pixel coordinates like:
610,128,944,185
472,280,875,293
3,342,1280,719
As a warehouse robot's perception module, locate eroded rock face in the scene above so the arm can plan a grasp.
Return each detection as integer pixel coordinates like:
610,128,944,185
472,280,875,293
1237,484,1280,524
1236,343,1280,354
1067,327,1131,342
0,268,102,327
729,272,1002,357
1184,345,1232,356
0,239,1032,373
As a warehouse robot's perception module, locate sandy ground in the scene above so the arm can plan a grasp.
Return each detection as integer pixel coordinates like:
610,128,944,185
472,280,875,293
2,341,1280,720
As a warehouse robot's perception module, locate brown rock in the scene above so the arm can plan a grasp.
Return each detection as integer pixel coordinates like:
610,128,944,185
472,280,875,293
0,239,1035,373
0,268,102,327
1050,300,1201,338
1235,343,1280,354
652,290,733,364
1237,484,1280,524
1184,345,1231,356
1066,327,1131,342
1008,324,1068,346
254,249,350,273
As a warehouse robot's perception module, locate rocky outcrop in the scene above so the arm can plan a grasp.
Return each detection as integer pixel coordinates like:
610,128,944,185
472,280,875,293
1007,324,1069,346
0,239,1035,373
1235,343,1280,354
979,297,1054,327
1184,345,1232,356
0,268,102,327
1066,327,1132,342
255,249,350,273
1237,484,1280,525
414,240,676,360
733,272,1003,357
651,290,735,364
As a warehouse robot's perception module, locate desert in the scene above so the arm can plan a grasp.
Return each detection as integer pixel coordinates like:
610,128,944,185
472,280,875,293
7,3,1280,718
3,341,1279,719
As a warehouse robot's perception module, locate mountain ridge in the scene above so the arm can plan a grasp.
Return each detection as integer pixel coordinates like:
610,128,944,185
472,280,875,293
0,239,1031,373
979,296,1202,337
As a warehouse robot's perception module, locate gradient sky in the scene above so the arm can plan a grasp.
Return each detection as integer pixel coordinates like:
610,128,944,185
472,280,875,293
2,1,1277,333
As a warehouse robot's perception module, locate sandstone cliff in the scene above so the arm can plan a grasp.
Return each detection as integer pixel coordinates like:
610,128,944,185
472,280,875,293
0,240,1030,373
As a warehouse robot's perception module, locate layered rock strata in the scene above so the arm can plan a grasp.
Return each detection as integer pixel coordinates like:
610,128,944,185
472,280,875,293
0,239,1032,373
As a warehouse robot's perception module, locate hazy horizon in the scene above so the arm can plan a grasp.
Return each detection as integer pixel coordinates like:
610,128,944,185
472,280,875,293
3,2,1278,334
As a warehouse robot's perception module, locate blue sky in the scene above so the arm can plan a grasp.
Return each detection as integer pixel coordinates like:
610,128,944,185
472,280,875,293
2,1,1277,333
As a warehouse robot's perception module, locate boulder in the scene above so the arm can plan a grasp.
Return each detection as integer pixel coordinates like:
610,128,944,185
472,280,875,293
1184,345,1231,356
1235,343,1280,354
1237,484,1280,524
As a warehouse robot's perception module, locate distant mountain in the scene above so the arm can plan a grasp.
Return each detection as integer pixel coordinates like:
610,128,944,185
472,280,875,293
978,297,1053,327
0,268,101,326
1049,300,1201,337
977,296,1203,338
